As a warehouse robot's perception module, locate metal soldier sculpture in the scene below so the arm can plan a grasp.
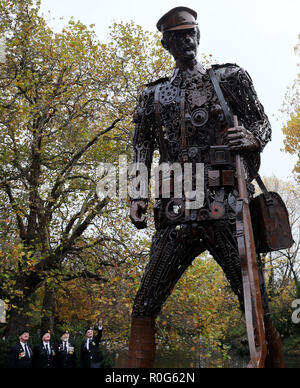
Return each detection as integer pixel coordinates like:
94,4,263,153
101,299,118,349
128,7,285,368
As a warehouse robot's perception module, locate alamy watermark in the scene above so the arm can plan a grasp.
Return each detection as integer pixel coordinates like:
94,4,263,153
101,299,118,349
0,299,6,323
96,155,205,209
0,37,6,64
291,299,300,324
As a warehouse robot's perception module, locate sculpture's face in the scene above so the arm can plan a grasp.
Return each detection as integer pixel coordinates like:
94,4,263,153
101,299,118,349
166,28,199,61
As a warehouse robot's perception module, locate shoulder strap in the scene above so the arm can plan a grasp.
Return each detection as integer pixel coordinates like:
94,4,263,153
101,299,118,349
208,68,234,128
246,162,274,205
154,84,167,162
179,87,188,163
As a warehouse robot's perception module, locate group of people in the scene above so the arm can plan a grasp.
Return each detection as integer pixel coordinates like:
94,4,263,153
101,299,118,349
8,319,104,368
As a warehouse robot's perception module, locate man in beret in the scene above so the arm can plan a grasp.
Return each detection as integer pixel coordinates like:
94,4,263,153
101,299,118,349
80,318,103,368
33,330,56,368
8,329,33,368
128,6,283,367
55,330,77,368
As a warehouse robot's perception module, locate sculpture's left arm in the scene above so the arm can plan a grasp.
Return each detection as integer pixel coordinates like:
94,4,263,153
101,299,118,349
220,65,272,152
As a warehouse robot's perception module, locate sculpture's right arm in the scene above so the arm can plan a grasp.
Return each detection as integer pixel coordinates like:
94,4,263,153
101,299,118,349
130,88,156,229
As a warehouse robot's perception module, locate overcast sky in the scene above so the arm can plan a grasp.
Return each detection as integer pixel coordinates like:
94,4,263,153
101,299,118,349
39,0,300,181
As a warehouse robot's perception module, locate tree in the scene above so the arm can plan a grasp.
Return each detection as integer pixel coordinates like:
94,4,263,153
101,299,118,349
281,33,300,182
0,0,173,335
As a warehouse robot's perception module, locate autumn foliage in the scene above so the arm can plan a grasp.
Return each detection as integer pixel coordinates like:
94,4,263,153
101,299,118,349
0,0,172,336
0,0,299,366
282,34,300,182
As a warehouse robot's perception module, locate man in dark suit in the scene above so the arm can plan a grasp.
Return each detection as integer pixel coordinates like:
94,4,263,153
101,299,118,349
55,330,77,368
8,329,33,368
33,330,56,368
80,318,103,368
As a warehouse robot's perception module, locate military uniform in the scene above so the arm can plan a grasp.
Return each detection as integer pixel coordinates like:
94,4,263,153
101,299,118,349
56,340,76,368
80,327,103,368
33,341,56,368
8,341,33,368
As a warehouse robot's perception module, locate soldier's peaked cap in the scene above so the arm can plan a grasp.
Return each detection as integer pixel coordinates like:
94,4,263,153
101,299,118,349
157,6,198,33
19,329,29,336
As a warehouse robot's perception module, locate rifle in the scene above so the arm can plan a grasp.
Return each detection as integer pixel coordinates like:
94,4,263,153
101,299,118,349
234,115,267,368
208,68,293,368
208,68,268,367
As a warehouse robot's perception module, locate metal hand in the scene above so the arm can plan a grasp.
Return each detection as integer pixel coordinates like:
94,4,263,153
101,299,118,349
130,200,148,229
225,126,260,152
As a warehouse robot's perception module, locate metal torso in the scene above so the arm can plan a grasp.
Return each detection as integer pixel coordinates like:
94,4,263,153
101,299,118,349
158,64,226,162
152,64,240,227
132,62,271,228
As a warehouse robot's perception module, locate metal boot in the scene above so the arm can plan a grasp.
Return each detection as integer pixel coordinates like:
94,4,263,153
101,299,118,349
128,317,156,368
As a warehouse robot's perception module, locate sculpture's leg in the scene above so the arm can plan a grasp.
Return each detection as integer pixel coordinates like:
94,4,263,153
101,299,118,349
128,317,156,368
128,225,204,368
200,221,245,309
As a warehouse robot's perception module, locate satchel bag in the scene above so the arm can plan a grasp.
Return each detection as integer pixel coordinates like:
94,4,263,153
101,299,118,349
250,191,294,253
247,166,294,253
208,67,295,254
